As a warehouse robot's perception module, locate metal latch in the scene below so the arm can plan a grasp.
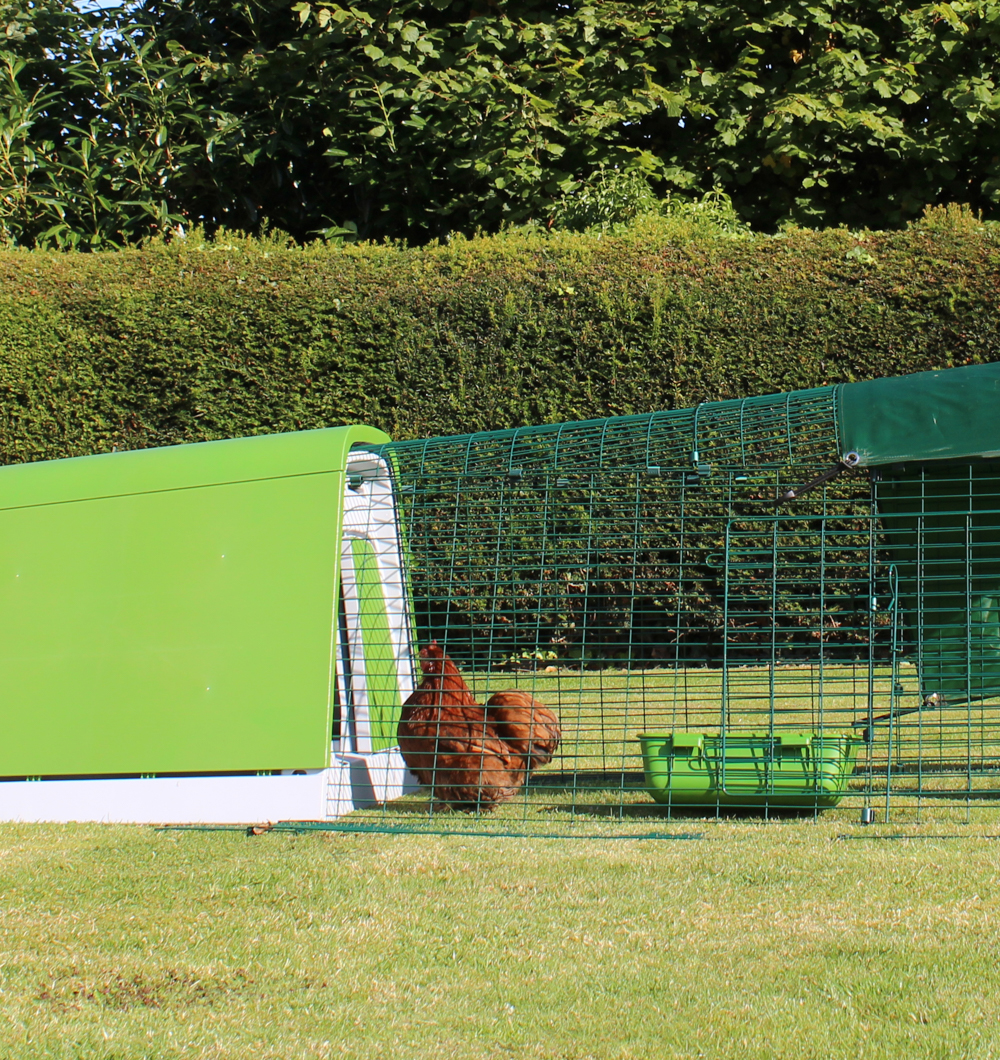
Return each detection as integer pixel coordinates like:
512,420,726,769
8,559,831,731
774,451,861,505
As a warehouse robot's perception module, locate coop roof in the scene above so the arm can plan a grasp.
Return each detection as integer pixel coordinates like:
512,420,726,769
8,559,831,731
0,424,391,507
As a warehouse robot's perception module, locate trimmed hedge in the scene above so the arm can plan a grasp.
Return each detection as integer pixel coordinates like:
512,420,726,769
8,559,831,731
1,208,999,464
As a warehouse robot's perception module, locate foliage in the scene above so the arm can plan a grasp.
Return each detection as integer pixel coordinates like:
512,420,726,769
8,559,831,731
140,0,1000,240
3,0,1000,245
0,210,998,462
0,1,238,248
549,169,665,234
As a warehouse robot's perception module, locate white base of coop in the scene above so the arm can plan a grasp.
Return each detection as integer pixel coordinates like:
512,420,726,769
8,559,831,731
0,747,419,825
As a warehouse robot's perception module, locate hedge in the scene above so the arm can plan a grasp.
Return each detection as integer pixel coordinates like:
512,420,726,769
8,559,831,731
0,206,998,465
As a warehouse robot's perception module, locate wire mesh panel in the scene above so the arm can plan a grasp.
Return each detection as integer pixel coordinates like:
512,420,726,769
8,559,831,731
721,514,883,731
330,392,1000,833
872,460,1000,811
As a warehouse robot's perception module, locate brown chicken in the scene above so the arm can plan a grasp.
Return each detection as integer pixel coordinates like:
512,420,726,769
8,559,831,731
397,641,561,811
484,690,561,772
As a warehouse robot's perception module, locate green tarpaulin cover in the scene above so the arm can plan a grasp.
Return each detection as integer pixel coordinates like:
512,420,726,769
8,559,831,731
837,362,1000,702
838,362,1000,466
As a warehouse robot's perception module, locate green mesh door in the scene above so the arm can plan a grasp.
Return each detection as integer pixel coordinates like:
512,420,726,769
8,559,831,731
721,514,883,736
877,462,1000,704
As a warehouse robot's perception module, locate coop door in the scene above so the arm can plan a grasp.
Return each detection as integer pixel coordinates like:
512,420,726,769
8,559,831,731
721,515,884,731
336,451,416,754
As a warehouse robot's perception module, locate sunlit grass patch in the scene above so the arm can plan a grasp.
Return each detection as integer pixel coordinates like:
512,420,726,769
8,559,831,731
2,820,1000,1059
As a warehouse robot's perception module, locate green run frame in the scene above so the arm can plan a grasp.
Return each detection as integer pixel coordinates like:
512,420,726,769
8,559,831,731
350,360,1000,830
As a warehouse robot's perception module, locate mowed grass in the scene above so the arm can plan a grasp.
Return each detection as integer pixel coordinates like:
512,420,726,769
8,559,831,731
3,820,1000,1059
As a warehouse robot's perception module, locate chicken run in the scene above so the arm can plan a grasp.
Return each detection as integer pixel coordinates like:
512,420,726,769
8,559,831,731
361,360,1000,830
3,361,1000,831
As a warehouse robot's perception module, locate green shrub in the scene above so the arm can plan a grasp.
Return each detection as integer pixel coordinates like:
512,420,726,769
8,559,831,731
0,208,998,464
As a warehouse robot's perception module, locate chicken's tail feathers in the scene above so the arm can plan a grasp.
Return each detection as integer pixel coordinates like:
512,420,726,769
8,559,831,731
485,690,562,768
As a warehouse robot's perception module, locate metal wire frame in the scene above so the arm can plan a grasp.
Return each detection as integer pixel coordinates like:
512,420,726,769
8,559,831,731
399,386,841,481
335,391,1000,833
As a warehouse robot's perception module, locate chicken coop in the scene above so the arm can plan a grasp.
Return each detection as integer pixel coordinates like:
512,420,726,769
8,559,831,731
0,426,420,824
345,360,1000,831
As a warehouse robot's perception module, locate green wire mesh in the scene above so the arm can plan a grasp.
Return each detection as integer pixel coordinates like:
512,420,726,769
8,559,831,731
331,387,1000,833
394,385,841,479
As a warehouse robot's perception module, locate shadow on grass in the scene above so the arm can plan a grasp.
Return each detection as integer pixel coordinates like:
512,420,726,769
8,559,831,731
375,772,828,822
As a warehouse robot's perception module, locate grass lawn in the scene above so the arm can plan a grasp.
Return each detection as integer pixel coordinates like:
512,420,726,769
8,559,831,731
3,818,1000,1059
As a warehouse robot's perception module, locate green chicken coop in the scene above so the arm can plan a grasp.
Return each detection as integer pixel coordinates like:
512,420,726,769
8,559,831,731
0,426,419,823
2,360,1000,828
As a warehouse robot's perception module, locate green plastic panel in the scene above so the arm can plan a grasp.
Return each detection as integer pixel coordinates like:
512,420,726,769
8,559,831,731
839,362,1000,467
350,537,403,753
0,426,390,776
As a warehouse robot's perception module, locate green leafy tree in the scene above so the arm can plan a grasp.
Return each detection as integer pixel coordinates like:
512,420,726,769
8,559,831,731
3,0,1000,245
0,0,237,247
136,0,1000,240
300,0,1000,235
